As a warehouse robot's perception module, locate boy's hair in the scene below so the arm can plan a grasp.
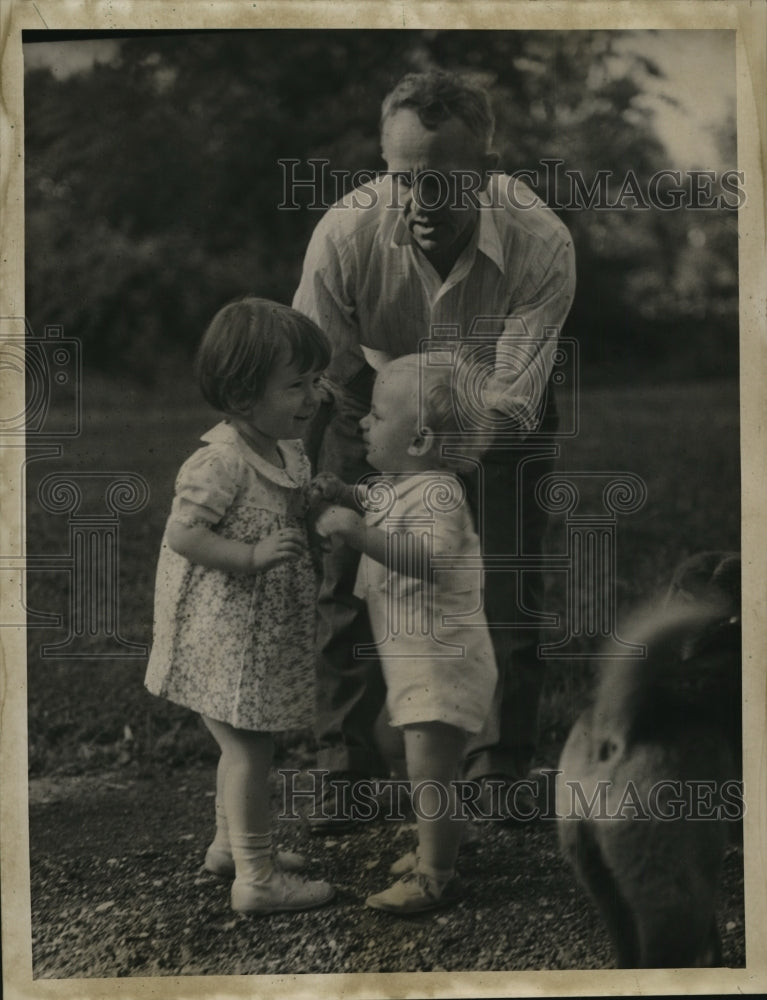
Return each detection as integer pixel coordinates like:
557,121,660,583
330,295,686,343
196,297,331,415
386,354,489,473
380,70,495,151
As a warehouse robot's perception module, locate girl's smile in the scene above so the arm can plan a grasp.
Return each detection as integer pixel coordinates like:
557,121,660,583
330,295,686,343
234,352,324,461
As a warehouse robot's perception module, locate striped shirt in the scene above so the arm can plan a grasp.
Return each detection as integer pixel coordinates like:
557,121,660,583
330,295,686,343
293,172,576,432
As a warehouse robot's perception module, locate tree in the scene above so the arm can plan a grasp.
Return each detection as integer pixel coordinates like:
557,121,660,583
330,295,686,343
24,29,738,382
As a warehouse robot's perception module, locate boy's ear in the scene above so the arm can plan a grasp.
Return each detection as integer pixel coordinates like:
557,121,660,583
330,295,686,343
408,426,436,458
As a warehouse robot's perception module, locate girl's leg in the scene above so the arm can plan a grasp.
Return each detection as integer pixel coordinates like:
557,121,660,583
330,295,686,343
203,752,234,875
213,752,228,843
204,740,306,878
201,716,334,913
403,721,467,881
202,717,273,877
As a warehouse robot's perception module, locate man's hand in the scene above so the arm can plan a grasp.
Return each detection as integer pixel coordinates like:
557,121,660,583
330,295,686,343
315,373,338,405
250,528,306,571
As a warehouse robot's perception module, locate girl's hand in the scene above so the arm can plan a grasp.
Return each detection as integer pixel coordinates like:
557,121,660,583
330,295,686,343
307,473,349,509
251,528,306,571
314,505,363,543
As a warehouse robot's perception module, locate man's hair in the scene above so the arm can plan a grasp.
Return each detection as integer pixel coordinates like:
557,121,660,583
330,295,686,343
196,297,330,416
380,70,495,151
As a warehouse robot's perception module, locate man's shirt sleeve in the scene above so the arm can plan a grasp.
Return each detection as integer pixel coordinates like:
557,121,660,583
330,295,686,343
292,213,367,386
484,234,576,433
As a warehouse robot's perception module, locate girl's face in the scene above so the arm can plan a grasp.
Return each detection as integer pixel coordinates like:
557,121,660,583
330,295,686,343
359,368,422,473
243,352,324,442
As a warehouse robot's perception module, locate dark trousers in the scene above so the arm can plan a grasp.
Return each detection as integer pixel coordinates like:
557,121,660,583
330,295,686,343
311,365,558,780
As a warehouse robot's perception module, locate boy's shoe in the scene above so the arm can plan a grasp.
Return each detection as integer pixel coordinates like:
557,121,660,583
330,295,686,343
365,871,462,914
204,845,306,879
306,770,361,832
389,823,482,875
231,868,335,914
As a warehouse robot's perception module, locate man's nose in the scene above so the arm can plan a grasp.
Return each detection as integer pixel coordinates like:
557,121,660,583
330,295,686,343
413,173,450,214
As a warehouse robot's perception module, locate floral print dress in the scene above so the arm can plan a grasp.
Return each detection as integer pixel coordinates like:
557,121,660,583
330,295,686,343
145,422,317,731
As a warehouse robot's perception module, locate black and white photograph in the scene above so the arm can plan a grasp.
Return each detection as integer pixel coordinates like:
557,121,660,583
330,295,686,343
2,1,766,997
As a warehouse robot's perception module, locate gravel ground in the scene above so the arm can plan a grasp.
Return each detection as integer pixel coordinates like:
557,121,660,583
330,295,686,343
28,762,745,979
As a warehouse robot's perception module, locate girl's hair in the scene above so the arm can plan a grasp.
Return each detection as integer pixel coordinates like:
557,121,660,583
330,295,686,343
384,354,490,473
196,297,331,415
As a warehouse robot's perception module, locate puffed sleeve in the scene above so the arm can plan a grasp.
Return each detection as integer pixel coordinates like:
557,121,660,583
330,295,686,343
167,445,242,528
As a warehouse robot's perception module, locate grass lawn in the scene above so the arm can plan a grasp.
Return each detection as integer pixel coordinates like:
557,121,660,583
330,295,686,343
23,374,740,777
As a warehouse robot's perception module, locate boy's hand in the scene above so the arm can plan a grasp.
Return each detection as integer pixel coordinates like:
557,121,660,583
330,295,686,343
314,505,363,542
250,528,306,571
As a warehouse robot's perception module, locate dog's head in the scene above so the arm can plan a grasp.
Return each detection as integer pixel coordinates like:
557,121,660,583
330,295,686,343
665,551,740,621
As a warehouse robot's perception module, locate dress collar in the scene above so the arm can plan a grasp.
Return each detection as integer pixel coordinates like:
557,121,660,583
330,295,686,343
201,421,304,488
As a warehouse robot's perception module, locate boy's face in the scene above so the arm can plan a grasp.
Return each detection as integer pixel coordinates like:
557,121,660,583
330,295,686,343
381,108,493,265
359,367,421,473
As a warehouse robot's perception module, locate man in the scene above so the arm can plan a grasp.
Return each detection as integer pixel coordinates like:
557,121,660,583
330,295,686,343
293,70,576,825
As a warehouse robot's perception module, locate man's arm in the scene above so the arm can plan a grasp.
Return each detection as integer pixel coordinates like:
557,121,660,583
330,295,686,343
292,215,367,388
484,237,576,434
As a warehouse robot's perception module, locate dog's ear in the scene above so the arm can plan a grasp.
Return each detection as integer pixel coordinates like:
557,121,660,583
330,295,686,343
711,553,740,618
666,551,740,619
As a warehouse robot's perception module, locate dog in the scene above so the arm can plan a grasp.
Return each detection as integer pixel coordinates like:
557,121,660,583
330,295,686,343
556,552,741,968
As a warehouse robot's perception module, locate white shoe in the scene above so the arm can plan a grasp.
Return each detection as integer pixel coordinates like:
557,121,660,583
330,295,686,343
231,867,335,914
204,844,305,879
366,871,462,914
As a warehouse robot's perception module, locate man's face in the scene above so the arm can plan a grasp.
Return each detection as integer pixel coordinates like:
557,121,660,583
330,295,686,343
381,108,492,265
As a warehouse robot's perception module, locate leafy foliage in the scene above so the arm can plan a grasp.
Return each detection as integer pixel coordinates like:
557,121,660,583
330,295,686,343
24,30,737,382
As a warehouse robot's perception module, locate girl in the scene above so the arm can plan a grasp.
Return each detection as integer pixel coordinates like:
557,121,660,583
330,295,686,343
145,297,335,914
313,354,498,914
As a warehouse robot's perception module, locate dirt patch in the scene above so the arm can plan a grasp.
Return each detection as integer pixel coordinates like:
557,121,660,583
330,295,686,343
28,763,745,978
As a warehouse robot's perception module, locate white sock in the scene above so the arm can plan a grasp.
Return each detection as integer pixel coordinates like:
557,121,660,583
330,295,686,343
210,797,230,852
229,831,274,882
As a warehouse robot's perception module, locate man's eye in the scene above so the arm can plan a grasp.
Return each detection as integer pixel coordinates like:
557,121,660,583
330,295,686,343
392,172,413,188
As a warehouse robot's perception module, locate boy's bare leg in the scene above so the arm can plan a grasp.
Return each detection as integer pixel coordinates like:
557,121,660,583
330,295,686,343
403,721,468,878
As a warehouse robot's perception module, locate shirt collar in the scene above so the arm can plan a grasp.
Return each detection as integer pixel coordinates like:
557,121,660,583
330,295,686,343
388,182,506,275
476,187,506,273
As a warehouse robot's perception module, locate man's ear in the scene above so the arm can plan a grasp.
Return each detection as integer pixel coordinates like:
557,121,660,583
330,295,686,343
408,426,436,458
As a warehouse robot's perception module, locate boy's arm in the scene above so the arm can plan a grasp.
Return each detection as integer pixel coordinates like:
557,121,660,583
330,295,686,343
313,506,389,567
315,505,437,579
308,474,366,511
